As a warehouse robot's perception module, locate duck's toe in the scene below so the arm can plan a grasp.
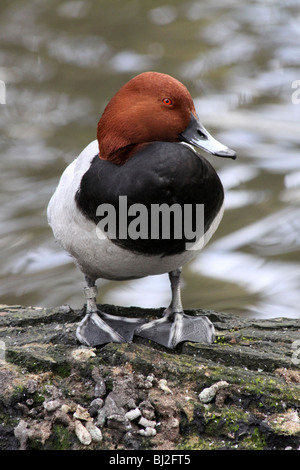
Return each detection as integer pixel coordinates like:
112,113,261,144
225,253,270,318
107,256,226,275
134,311,215,349
76,311,148,346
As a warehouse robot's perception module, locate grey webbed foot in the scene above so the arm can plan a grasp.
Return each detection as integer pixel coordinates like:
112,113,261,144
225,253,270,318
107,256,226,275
134,267,215,349
76,312,125,346
76,310,147,347
76,270,216,349
134,310,215,349
76,283,147,347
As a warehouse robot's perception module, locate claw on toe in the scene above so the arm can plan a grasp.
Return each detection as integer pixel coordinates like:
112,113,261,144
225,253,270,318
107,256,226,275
134,312,215,349
76,312,125,347
76,310,215,349
78,280,215,349
76,311,148,347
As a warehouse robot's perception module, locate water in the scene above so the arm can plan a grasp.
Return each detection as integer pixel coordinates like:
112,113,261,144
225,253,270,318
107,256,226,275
0,0,299,319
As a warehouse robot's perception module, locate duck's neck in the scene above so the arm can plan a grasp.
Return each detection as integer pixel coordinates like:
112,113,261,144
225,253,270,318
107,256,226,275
98,142,149,165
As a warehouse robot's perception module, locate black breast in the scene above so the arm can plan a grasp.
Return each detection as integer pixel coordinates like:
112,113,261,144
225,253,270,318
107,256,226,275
75,142,224,256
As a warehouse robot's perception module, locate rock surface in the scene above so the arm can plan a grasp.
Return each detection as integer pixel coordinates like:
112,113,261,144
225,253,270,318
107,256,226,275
0,303,299,450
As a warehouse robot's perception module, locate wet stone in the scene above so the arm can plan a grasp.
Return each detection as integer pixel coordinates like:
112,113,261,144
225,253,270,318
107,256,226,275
73,404,90,421
43,399,61,413
89,398,104,417
138,416,156,428
158,379,172,394
125,408,142,421
139,400,155,420
95,407,107,428
26,379,38,394
53,410,72,427
110,375,137,410
85,420,103,443
94,378,106,398
107,415,131,432
61,404,72,414
74,420,91,446
198,380,229,404
104,394,125,417
123,431,141,450
94,393,126,428
14,420,28,451
138,427,157,437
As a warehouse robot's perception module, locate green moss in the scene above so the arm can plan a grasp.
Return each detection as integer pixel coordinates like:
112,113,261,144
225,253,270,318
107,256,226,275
44,424,74,450
241,427,266,450
177,434,225,450
11,385,25,399
177,427,267,451
214,335,233,345
178,404,268,450
33,393,45,405
0,413,18,427
245,376,300,411
52,362,72,378
27,425,74,450
6,347,72,377
240,336,257,342
205,406,250,437
27,438,45,450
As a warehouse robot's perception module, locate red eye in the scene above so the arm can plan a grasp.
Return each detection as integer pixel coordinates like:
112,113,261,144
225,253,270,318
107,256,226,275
162,98,173,106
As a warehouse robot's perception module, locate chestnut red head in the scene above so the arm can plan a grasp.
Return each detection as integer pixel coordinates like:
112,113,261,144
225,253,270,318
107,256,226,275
97,71,236,164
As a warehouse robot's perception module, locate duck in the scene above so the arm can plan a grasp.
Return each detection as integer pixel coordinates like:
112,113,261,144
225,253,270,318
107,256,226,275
47,71,236,349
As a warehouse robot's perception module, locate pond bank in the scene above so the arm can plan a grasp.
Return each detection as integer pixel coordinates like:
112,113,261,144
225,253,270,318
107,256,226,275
0,304,299,450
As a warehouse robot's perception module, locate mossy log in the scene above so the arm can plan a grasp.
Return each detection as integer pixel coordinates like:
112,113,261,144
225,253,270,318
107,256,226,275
0,304,299,450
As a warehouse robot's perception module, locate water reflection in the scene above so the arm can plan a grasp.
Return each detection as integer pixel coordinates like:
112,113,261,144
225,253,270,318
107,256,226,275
190,207,300,318
0,0,299,319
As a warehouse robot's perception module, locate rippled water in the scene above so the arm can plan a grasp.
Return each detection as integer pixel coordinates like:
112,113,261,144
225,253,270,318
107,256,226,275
0,0,300,319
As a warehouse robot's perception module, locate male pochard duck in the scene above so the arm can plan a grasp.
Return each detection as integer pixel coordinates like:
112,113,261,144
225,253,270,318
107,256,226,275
48,71,236,349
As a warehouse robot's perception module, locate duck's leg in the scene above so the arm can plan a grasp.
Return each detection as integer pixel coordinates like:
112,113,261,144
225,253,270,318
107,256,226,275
76,277,147,347
134,268,215,349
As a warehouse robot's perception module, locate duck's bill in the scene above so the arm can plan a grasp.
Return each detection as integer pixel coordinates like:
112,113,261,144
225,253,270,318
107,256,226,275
179,113,237,160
